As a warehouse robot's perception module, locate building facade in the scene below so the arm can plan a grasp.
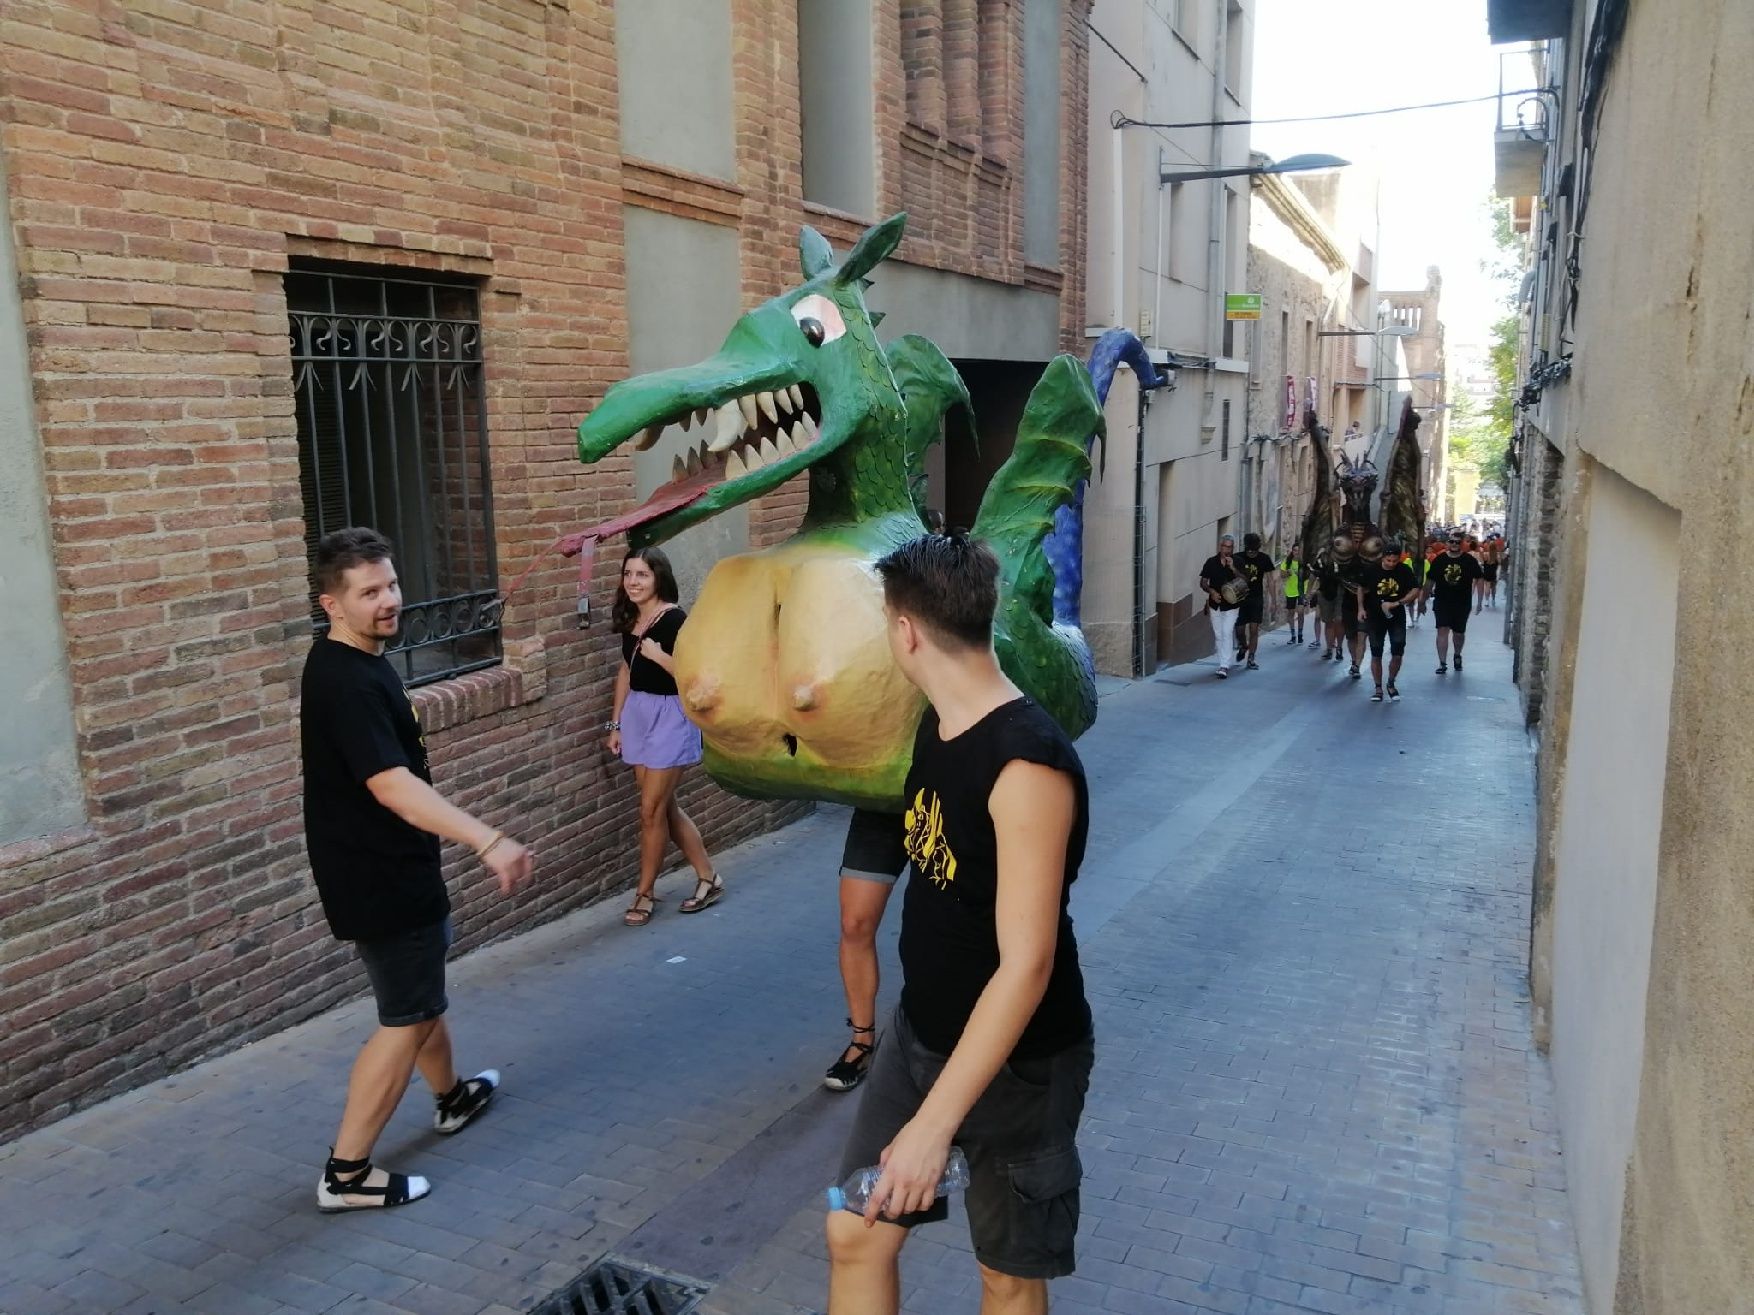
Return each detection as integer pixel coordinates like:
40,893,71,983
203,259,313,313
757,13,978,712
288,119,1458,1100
1380,268,1449,515
1080,0,1257,673
1240,161,1350,563
1494,0,1754,1308
0,0,1093,1138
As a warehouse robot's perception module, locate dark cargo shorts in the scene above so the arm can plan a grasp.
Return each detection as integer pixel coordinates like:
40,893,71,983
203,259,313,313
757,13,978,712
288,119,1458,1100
840,807,908,886
836,1006,1094,1279
354,917,452,1027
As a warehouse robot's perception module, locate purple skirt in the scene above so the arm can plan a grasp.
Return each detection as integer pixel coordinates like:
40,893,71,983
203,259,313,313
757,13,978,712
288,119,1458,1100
621,691,703,769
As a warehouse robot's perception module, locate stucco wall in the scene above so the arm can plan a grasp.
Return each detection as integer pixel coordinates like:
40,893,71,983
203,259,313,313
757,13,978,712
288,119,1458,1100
1546,468,1677,1309
1521,1,1754,1309
0,150,83,844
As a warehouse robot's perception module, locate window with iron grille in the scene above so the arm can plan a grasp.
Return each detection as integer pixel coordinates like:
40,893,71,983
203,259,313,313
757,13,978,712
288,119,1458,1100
288,265,501,686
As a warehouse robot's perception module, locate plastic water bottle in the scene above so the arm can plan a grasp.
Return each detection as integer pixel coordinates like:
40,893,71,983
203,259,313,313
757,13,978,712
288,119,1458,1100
826,1147,971,1214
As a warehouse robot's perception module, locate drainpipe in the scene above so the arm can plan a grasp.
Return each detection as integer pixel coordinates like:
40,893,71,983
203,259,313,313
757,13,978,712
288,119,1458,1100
1202,0,1228,441
1132,382,1151,677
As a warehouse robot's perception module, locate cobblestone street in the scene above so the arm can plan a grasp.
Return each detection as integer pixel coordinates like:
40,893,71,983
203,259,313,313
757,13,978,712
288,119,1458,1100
0,627,1583,1315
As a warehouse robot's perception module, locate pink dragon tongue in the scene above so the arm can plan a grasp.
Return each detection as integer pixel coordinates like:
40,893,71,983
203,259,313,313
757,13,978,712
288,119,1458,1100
557,478,713,558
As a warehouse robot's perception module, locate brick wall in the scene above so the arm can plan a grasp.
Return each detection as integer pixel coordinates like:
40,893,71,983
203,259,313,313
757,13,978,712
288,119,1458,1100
0,0,1092,1138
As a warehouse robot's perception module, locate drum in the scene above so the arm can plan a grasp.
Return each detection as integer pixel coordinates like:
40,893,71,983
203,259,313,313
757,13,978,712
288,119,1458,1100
1218,577,1250,607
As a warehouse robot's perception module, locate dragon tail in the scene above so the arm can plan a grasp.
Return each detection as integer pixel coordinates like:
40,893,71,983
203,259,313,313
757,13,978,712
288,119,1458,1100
1040,329,1163,626
970,355,1105,629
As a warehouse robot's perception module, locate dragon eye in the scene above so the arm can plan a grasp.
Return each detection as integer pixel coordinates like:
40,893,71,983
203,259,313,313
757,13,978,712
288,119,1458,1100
790,294,845,348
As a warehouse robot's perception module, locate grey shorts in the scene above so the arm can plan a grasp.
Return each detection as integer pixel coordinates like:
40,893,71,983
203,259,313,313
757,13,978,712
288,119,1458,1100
354,917,452,1027
840,808,907,885
1316,593,1341,624
837,1006,1094,1279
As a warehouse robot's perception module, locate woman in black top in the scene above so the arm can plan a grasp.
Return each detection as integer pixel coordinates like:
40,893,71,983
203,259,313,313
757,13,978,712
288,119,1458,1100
606,547,722,925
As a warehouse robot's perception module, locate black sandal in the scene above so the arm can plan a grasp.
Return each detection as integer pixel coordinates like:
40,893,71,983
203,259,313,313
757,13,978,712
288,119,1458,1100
824,1020,878,1092
678,873,724,914
316,1151,430,1213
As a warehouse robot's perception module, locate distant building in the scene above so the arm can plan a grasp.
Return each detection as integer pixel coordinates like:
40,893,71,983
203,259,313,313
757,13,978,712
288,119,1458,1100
1082,0,1256,671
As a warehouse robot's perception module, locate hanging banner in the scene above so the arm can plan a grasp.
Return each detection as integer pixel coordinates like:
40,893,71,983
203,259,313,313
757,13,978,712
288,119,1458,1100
1283,375,1296,430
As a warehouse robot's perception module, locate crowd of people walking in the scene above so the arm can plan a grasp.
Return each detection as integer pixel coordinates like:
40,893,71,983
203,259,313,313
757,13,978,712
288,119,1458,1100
1198,525,1509,701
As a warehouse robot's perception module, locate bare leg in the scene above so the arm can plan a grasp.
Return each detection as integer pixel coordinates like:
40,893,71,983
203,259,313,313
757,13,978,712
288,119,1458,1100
837,877,894,1061
665,795,715,880
826,1211,907,1315
1436,627,1451,665
636,765,683,895
978,1265,1049,1315
1370,647,1384,689
1388,651,1404,685
413,1016,459,1096
333,1019,438,1162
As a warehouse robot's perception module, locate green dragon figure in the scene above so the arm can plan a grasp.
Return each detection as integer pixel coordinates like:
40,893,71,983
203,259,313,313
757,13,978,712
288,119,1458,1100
574,213,1103,810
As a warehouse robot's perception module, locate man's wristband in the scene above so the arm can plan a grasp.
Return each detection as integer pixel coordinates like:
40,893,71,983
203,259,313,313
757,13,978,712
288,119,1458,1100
477,832,505,860
606,720,620,731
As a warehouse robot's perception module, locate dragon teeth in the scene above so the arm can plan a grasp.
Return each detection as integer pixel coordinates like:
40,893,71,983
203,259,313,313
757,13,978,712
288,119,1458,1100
757,391,779,424
696,440,713,467
671,453,687,481
637,424,664,451
709,401,743,452
788,384,805,413
738,394,760,429
686,447,701,476
743,442,766,471
775,388,794,416
759,435,781,465
695,406,710,427
800,412,818,441
678,410,693,431
725,448,748,478
775,429,796,456
787,421,808,451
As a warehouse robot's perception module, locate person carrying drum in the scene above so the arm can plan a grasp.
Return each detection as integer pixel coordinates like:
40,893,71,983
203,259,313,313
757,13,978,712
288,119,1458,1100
1199,535,1246,680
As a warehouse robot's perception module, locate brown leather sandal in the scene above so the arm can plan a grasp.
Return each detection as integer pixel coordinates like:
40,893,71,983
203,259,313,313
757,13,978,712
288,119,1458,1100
678,874,724,914
623,892,656,927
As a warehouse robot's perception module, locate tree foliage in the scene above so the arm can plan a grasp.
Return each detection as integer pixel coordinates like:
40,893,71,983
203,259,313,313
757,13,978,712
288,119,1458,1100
1447,202,1522,489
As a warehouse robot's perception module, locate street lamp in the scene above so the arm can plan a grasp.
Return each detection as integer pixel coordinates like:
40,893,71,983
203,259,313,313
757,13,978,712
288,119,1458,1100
1158,152,1350,185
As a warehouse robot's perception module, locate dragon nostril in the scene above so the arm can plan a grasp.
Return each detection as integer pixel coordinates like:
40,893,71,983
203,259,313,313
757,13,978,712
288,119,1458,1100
782,733,799,757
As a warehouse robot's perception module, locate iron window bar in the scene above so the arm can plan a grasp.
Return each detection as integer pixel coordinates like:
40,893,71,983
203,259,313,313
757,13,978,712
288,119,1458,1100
289,265,501,686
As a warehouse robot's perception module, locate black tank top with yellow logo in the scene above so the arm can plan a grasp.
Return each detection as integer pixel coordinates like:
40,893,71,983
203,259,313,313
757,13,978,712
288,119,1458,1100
898,697,1092,1059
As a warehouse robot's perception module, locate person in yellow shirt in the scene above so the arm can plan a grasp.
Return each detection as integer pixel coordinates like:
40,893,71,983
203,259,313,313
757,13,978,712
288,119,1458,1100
1280,545,1308,647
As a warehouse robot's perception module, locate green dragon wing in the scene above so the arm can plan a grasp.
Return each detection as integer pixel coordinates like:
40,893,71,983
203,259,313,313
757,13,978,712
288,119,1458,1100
1299,414,1337,566
885,334,974,521
970,355,1102,623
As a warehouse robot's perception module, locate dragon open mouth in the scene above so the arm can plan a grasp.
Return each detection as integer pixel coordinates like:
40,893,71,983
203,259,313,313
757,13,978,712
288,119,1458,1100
635,383,823,493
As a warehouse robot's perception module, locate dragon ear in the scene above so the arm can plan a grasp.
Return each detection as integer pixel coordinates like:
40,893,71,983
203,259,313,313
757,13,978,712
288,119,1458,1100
836,212,907,286
800,226,836,280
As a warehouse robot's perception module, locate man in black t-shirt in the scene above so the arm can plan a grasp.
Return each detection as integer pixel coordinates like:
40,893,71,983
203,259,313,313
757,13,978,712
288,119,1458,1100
1428,532,1483,674
826,534,1092,1314
302,528,533,1214
1198,534,1242,680
1233,532,1276,669
1356,539,1422,702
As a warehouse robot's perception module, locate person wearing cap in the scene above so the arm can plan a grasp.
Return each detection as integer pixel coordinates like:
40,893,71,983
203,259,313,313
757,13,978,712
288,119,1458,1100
1356,538,1422,702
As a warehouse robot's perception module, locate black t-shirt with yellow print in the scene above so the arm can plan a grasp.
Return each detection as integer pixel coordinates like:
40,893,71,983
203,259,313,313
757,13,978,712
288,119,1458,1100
898,698,1092,1060
1427,551,1482,602
1359,561,1421,620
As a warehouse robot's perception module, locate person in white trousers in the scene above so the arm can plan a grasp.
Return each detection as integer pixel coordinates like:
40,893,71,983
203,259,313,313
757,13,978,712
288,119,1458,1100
1198,536,1243,680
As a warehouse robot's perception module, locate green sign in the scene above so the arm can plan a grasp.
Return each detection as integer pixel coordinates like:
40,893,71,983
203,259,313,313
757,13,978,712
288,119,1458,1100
1225,293,1263,321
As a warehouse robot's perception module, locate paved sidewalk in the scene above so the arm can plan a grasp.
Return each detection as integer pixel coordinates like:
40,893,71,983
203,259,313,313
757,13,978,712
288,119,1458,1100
0,616,1582,1315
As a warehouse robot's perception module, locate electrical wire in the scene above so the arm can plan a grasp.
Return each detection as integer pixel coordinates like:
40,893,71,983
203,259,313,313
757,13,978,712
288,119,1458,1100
1111,89,1551,133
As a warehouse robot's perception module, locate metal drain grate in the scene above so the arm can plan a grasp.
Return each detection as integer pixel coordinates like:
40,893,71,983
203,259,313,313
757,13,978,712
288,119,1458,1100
528,1258,709,1315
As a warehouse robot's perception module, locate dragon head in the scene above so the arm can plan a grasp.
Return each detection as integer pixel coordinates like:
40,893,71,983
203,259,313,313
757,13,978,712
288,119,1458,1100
576,215,911,545
1335,454,1379,525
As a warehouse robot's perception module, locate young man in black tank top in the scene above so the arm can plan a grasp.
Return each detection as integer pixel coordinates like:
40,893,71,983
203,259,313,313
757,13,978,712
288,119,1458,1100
826,535,1093,1315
